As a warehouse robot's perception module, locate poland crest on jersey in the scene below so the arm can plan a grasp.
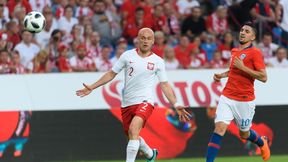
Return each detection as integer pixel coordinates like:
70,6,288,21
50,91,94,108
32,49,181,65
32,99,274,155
147,62,155,70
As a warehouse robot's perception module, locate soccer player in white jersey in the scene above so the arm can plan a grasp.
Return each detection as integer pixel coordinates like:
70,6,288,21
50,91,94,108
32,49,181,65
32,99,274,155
76,28,190,162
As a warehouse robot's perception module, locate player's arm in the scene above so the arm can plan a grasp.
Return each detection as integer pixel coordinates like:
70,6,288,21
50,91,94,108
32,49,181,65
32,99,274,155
213,70,229,82
233,57,267,83
160,82,191,122
76,70,118,97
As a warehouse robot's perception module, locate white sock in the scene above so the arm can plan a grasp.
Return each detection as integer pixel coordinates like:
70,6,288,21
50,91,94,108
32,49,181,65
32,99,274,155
126,140,140,162
139,137,153,159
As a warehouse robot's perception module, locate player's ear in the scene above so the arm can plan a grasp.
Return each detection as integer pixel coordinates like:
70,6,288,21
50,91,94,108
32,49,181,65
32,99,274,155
251,34,256,41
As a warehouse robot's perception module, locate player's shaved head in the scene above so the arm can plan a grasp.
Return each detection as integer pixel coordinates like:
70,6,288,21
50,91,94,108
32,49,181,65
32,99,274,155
138,28,154,37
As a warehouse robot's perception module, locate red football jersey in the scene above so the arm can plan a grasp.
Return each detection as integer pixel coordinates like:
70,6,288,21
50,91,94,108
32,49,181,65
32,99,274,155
223,46,266,101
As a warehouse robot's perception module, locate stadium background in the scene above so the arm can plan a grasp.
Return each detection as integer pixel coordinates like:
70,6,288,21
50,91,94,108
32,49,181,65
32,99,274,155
0,0,288,162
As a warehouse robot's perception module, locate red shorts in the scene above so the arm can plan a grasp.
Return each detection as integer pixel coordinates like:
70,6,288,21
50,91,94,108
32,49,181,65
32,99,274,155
121,102,154,135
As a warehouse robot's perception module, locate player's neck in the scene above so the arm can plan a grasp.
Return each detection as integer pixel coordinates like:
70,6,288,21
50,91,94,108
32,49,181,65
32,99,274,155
137,49,151,58
239,42,252,50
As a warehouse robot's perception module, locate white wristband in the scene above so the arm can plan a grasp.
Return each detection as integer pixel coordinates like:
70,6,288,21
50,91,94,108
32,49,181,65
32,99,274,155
173,102,180,108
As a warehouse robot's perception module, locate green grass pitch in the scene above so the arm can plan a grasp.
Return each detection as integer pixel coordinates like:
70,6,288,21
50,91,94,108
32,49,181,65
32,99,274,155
55,155,288,162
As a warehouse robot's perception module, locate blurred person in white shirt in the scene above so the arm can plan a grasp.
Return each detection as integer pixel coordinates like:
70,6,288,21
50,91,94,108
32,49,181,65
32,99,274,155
57,5,78,34
14,30,40,69
163,46,179,70
29,0,51,12
94,45,113,72
35,5,59,49
257,32,279,64
267,46,288,67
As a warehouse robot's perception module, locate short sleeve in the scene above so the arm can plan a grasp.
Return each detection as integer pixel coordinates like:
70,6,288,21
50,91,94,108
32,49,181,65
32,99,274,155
253,50,266,70
112,52,127,73
156,59,168,82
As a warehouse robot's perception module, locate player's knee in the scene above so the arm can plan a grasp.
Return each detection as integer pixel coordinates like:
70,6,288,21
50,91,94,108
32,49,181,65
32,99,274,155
239,131,249,139
128,126,140,139
214,123,227,136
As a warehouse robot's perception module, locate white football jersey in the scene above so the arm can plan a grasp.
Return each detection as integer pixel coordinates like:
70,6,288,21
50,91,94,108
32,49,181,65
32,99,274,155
112,48,168,107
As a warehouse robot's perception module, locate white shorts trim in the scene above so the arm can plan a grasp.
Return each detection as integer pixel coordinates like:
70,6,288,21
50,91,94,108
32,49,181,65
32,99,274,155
215,95,256,131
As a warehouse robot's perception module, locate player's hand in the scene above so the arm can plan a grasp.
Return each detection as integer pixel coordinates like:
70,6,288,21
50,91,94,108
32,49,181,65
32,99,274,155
175,106,192,122
213,73,222,82
233,57,244,70
76,83,93,97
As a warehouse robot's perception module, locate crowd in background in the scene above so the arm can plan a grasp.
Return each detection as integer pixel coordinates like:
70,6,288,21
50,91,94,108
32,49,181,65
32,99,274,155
0,0,288,75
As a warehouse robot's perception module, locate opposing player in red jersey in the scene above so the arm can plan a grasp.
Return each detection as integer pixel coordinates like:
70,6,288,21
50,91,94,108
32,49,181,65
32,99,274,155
76,28,190,162
205,22,270,162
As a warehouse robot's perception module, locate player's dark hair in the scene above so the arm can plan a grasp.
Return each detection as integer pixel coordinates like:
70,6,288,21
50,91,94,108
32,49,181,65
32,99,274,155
242,21,257,36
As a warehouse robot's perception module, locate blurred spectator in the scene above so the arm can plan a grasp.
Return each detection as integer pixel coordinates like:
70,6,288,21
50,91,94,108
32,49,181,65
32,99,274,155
104,0,118,15
48,29,63,60
57,5,78,34
14,30,40,69
122,7,152,44
92,0,122,45
163,46,179,70
120,0,152,25
228,0,258,31
5,21,21,48
200,33,218,62
75,0,93,18
68,39,81,58
206,5,229,37
69,43,95,72
218,31,235,62
191,36,207,64
9,50,26,74
70,24,84,43
181,7,206,39
0,2,9,30
35,5,59,49
57,44,72,72
55,0,68,19
258,32,279,64
0,32,9,51
176,0,200,16
0,0,10,22
189,49,203,69
83,24,93,43
94,45,113,72
276,0,288,47
0,49,10,74
209,50,227,68
163,1,181,36
7,0,32,17
152,31,167,58
251,0,276,39
251,0,275,22
174,35,194,69
86,31,102,59
152,4,169,33
27,50,50,73
110,41,127,65
29,0,51,12
11,4,26,26
267,46,288,67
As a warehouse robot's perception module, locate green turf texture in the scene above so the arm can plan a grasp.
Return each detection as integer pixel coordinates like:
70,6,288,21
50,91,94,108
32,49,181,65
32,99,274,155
55,155,288,162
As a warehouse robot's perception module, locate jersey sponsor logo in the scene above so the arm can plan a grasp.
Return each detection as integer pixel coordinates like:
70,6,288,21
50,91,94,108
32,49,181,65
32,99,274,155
147,62,155,70
240,53,246,60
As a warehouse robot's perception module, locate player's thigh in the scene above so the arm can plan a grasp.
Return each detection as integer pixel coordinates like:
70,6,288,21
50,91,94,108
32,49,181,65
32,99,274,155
215,95,234,125
135,102,154,125
232,101,255,132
